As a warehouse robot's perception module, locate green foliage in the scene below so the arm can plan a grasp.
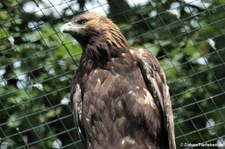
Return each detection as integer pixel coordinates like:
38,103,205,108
0,0,225,148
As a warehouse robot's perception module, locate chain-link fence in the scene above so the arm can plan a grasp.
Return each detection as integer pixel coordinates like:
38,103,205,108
1,0,225,148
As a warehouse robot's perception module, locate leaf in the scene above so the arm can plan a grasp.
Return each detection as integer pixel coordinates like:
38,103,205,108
208,38,216,50
7,113,23,128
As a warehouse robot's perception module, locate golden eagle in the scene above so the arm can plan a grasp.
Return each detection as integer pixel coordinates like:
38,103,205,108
61,13,176,149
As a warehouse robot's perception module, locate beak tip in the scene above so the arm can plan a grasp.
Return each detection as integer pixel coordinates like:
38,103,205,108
60,25,65,33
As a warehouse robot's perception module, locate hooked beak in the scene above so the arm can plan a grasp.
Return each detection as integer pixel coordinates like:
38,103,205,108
60,22,73,33
60,22,82,34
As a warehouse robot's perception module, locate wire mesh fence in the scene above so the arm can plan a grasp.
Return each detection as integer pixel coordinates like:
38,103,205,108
1,0,225,148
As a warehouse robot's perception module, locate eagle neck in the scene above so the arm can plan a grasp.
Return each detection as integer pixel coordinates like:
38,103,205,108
80,35,129,66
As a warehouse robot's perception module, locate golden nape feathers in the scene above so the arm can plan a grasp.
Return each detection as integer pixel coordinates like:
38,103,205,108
61,13,128,49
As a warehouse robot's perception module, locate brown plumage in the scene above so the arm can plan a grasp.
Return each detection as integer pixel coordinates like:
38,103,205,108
61,13,176,149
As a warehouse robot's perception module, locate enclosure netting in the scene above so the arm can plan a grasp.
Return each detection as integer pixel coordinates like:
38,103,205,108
1,0,225,148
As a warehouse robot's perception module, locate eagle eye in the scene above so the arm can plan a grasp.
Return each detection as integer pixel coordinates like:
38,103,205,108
77,19,88,25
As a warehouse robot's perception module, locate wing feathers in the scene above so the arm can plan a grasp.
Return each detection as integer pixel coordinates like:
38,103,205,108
134,48,176,149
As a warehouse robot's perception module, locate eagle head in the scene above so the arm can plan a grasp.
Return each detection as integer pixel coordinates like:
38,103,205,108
61,13,129,49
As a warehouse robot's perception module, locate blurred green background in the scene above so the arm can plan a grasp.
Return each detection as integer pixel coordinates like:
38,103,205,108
1,0,225,148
